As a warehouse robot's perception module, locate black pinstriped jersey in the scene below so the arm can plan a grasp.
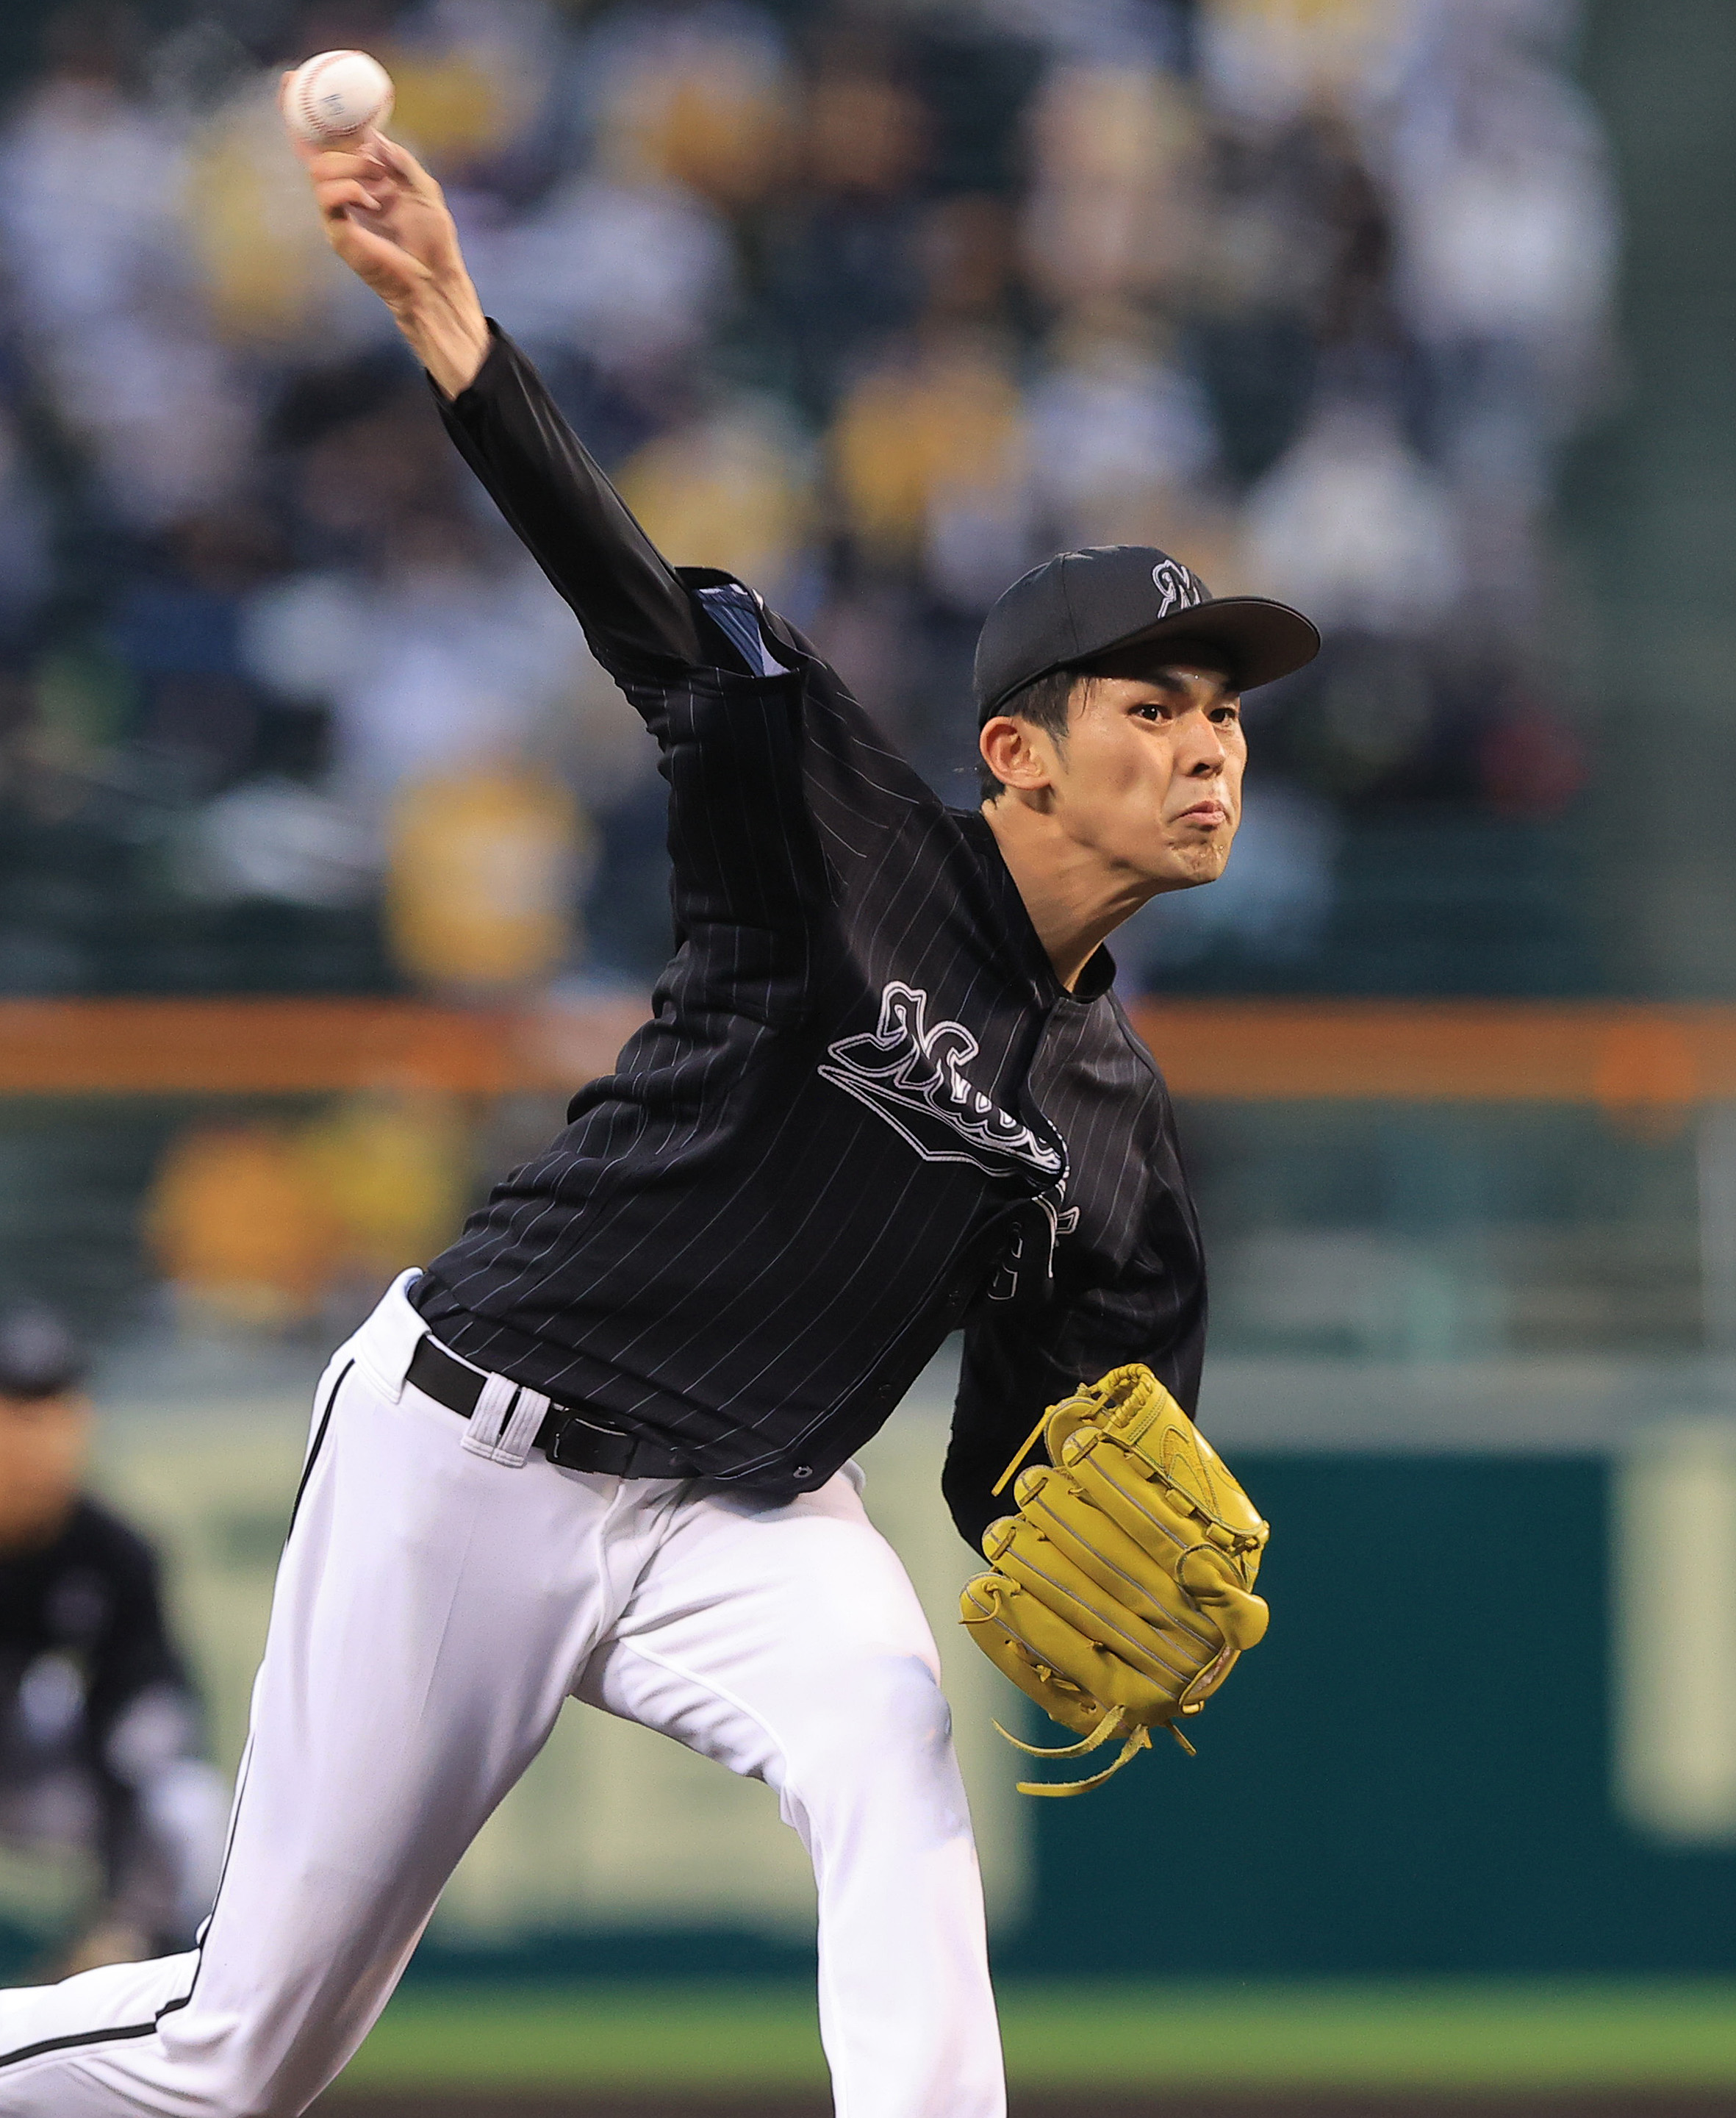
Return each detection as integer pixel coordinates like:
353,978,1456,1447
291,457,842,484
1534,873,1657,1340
410,328,1208,1548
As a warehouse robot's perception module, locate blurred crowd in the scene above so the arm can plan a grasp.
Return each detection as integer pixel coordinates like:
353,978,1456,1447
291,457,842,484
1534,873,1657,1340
0,0,1618,1000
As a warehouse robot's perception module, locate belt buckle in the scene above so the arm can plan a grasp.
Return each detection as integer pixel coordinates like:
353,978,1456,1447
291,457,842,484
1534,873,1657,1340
544,1407,633,1474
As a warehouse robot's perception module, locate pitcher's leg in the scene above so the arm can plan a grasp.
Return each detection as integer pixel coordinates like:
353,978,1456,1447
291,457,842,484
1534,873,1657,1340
0,1952,197,2095
0,1350,627,2118
580,1472,1004,2118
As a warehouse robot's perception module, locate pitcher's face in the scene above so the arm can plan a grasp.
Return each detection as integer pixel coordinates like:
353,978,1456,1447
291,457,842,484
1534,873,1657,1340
991,658,1246,892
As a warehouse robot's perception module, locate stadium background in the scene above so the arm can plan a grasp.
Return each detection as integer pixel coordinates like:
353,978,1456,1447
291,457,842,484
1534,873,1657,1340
1,0,1735,2106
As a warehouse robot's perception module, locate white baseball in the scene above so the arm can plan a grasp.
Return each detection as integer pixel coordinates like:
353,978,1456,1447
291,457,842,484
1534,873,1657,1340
284,50,395,144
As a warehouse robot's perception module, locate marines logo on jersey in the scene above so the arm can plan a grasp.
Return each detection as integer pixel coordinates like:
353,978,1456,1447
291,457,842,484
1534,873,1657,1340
819,981,1065,1181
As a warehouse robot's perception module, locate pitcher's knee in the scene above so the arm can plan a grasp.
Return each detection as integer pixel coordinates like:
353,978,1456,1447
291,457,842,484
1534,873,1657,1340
844,1650,951,1744
787,1651,965,1814
877,1652,955,1756
146,2017,329,2118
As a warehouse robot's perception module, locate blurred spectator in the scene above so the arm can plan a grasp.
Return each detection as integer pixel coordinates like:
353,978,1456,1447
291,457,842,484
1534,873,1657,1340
0,7,181,340
576,0,795,211
476,167,731,385
177,775,376,913
146,1123,342,1331
0,1303,226,1972
831,332,1032,607
1190,109,1396,482
384,0,560,178
764,40,930,413
1198,0,1413,126
1026,311,1222,552
107,508,284,797
617,397,813,605
295,1090,469,1307
146,1095,468,1328
1381,0,1615,640
1020,62,1202,314
804,47,929,199
386,765,587,995
1385,0,1615,492
0,6,257,526
1240,397,1463,637
240,529,585,820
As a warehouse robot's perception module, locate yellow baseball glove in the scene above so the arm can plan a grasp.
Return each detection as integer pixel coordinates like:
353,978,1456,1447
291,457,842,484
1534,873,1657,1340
959,1364,1270,1796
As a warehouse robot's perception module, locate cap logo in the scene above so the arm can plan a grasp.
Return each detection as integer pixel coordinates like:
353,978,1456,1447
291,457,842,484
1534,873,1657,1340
1152,559,1205,618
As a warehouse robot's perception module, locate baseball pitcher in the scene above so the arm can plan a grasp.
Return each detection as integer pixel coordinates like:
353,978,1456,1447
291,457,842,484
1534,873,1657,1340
0,121,1318,2118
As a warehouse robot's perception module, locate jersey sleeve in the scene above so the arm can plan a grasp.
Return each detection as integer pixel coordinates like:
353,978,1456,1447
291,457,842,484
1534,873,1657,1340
434,324,754,681
436,324,935,978
941,1270,1207,1553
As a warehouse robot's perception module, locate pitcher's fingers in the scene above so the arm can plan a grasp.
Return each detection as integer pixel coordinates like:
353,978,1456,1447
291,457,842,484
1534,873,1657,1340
370,133,440,194
327,218,431,286
315,178,381,220
307,146,387,183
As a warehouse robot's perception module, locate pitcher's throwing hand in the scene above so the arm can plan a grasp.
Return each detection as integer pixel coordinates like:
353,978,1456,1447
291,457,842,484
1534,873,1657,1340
280,72,487,392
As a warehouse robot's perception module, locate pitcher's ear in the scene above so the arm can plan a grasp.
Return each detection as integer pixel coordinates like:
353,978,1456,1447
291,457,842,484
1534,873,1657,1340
980,715,1056,793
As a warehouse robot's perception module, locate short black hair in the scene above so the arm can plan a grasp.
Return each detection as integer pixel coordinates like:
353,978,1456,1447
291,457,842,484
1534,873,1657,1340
978,665,1081,801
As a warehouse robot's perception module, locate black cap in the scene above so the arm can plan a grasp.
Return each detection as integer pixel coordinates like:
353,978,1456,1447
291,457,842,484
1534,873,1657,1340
973,545,1320,722
0,1304,86,1399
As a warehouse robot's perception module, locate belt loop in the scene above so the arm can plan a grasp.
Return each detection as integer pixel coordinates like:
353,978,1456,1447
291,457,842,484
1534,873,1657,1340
462,1372,550,1467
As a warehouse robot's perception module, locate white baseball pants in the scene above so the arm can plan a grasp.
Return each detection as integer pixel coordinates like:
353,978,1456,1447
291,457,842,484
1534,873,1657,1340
0,1275,1004,2117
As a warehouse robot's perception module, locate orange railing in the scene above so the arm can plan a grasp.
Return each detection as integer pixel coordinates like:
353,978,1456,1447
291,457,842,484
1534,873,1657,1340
0,996,1726,1108
0,997,642,1097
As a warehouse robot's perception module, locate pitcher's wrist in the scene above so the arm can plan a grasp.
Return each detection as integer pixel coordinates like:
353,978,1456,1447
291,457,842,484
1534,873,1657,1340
387,276,485,393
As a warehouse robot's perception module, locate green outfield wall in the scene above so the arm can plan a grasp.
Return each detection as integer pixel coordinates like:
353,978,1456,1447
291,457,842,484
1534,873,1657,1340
7,1411,1718,1987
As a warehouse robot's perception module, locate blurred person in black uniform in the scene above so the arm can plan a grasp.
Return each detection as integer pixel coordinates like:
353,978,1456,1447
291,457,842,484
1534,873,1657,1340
0,1307,224,1975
